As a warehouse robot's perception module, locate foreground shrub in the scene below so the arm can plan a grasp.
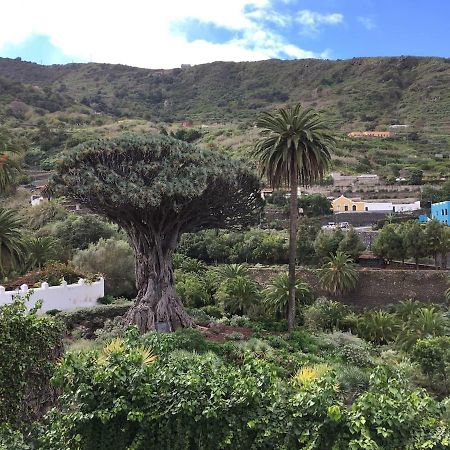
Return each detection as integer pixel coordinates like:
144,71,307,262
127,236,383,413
347,367,450,449
0,297,63,427
0,424,31,450
412,336,450,395
37,337,450,449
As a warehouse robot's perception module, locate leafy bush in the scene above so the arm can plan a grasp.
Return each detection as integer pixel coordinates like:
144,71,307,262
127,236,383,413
53,213,117,250
175,271,211,307
72,238,136,298
35,337,450,449
0,424,31,450
412,336,450,387
173,254,207,273
304,298,348,332
263,272,313,319
321,331,374,367
397,307,449,350
0,296,63,427
58,303,131,336
319,252,359,296
347,367,450,449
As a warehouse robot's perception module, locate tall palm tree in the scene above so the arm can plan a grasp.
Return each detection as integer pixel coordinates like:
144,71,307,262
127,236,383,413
253,104,335,331
0,208,25,277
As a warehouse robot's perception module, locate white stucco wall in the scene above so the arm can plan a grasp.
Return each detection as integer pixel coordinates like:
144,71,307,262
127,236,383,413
365,202,394,212
0,278,104,314
393,201,421,212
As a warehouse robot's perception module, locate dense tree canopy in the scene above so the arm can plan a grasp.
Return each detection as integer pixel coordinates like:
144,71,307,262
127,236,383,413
50,133,263,331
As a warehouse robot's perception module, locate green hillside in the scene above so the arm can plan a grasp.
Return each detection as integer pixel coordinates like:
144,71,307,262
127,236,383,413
1,56,450,129
0,56,449,180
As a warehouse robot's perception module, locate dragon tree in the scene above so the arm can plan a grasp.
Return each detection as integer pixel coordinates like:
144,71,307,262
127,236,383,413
50,134,262,332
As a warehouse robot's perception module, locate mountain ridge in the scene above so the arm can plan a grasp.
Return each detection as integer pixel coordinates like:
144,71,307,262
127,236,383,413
1,56,449,130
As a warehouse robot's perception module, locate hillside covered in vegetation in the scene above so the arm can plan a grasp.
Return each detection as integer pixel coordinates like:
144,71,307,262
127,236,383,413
1,56,450,180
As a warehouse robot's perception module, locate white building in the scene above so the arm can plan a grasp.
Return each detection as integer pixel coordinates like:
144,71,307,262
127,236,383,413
364,200,421,212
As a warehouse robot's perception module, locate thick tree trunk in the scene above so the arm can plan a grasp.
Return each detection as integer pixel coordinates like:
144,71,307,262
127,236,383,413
287,163,298,332
124,232,194,333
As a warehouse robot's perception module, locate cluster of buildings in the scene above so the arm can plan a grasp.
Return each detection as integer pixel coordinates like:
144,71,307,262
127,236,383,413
332,195,421,213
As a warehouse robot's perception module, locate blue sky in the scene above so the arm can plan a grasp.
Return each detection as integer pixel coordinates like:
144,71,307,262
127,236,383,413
0,0,449,69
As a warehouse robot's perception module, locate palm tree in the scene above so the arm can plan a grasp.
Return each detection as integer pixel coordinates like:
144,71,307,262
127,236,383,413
357,311,400,345
216,275,261,316
216,263,249,280
0,128,22,193
397,307,449,350
319,251,359,296
0,208,25,277
263,272,312,319
25,236,60,270
253,104,335,331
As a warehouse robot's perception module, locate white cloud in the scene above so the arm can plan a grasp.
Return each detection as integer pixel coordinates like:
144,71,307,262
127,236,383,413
296,9,344,32
0,0,330,68
357,16,376,30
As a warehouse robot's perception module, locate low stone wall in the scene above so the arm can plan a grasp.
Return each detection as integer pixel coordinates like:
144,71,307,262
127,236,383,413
249,266,448,309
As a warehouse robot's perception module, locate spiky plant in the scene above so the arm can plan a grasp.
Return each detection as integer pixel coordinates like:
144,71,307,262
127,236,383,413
25,236,60,270
357,311,401,345
294,363,331,387
319,251,359,296
216,263,249,280
253,103,335,331
0,128,22,193
397,307,449,350
263,272,313,319
0,208,25,277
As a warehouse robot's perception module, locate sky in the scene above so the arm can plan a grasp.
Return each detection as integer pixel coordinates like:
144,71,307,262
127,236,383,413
0,0,449,69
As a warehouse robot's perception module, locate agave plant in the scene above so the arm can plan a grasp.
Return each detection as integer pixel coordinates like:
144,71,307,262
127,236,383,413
319,251,359,296
263,272,313,319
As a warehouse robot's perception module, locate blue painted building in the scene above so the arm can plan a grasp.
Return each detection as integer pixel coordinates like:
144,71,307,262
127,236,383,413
431,201,450,224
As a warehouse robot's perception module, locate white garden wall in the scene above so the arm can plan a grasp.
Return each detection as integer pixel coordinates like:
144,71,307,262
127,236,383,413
0,278,104,314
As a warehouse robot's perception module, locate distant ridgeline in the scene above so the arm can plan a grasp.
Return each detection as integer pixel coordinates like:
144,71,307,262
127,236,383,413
0,56,449,129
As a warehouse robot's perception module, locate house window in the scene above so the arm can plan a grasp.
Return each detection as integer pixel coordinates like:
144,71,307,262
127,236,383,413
344,205,348,211
443,209,445,216
352,205,356,211
365,206,368,211
446,209,448,215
